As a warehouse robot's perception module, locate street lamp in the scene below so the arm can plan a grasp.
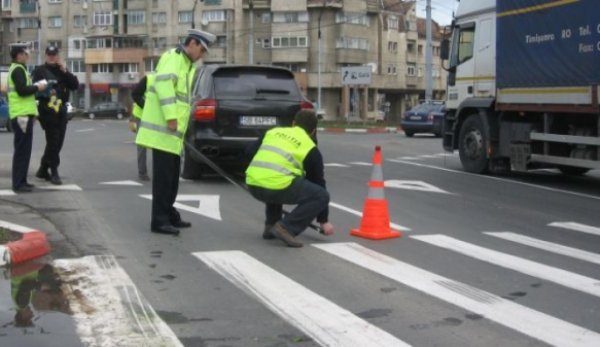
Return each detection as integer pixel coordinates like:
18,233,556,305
317,0,325,114
248,0,254,64
191,0,204,29
36,0,41,65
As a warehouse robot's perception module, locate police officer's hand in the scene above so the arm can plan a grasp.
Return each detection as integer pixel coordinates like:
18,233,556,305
320,222,334,236
128,119,137,133
36,80,48,92
167,119,177,132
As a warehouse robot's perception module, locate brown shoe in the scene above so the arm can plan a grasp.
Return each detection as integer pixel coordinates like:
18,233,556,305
270,223,303,248
263,224,276,240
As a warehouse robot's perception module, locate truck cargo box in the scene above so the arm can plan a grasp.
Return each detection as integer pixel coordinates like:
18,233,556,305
496,0,599,89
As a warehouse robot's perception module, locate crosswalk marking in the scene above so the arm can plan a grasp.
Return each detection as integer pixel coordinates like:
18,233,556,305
324,163,351,168
349,161,372,166
548,222,600,237
411,234,600,298
313,242,600,346
329,201,411,231
193,250,409,347
484,232,600,265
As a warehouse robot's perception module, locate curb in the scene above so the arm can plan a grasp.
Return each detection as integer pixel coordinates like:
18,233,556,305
0,220,51,267
318,127,401,134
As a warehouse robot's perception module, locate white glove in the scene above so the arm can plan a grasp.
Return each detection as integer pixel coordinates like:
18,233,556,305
17,117,29,133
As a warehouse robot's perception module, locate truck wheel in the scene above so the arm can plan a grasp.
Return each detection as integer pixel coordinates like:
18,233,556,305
458,115,489,173
404,131,414,137
88,113,95,120
181,146,204,180
558,166,590,176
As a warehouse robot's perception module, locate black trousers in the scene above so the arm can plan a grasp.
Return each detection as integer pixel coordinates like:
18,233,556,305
38,112,68,174
151,149,182,227
11,117,34,190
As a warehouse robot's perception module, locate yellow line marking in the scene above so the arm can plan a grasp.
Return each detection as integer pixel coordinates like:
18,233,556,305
498,0,579,17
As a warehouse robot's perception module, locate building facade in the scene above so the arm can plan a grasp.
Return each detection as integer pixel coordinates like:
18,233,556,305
0,0,446,121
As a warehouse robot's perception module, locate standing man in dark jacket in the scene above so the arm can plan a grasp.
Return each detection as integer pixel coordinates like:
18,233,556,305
245,110,334,248
128,75,149,181
8,45,47,193
33,46,79,185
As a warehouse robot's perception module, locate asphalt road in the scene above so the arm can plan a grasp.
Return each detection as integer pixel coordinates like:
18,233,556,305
1,119,599,346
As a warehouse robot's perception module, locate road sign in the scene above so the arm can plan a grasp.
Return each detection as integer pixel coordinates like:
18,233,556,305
341,66,372,85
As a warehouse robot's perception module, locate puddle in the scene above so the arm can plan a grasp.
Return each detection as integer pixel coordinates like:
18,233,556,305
0,260,83,346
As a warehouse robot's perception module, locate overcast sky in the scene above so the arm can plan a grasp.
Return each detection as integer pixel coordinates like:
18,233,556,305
416,0,458,25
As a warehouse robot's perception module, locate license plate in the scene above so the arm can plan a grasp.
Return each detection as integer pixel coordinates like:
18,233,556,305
410,116,421,120
240,116,277,126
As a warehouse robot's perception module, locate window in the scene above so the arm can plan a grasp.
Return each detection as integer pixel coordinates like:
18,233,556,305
215,35,226,48
387,64,397,75
178,11,193,23
261,12,271,24
407,40,416,53
432,67,440,78
16,17,38,29
407,64,416,76
92,63,113,73
48,16,63,28
119,63,138,73
48,0,62,3
452,25,475,65
335,12,369,26
271,36,308,48
388,41,397,53
406,20,417,31
387,15,398,30
272,12,309,23
48,40,62,48
68,59,84,73
93,11,112,26
202,10,225,22
73,15,87,28
336,37,369,50
152,12,166,24
145,57,158,72
2,0,11,11
153,37,167,49
262,38,270,48
73,39,82,49
127,10,145,25
418,44,423,54
86,38,112,49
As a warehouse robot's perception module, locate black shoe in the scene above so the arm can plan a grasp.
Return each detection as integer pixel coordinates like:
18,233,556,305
270,223,303,248
50,175,62,185
14,185,33,193
23,182,35,188
151,225,180,235
171,220,191,228
138,173,150,181
36,168,51,181
262,224,276,240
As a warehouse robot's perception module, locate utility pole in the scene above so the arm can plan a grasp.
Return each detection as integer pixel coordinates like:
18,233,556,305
425,0,433,103
37,0,42,65
191,0,203,29
317,1,325,113
248,0,254,64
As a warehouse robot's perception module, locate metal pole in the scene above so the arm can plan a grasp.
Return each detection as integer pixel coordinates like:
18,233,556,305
425,0,433,103
317,4,324,114
249,0,254,64
37,0,41,65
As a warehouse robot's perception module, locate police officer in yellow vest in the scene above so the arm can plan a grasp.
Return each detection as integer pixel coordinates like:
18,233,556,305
8,45,48,193
246,110,335,248
136,29,215,235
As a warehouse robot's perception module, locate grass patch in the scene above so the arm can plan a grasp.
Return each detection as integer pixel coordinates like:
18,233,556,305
0,227,22,244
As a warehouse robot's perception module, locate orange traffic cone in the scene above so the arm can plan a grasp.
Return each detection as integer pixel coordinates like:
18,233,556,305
351,146,402,240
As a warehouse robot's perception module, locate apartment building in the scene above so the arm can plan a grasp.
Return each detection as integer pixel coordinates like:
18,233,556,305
0,0,446,121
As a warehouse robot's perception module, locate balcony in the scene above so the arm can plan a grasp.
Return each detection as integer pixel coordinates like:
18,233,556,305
336,48,367,64
271,48,308,63
243,0,270,9
20,2,36,13
307,0,342,8
85,48,147,64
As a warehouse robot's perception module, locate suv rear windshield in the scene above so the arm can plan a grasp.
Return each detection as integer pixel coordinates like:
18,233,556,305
213,68,301,100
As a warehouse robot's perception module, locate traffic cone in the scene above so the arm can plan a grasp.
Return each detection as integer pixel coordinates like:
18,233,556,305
351,146,402,240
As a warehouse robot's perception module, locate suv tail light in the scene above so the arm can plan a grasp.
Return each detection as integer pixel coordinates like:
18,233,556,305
194,99,217,121
300,100,314,110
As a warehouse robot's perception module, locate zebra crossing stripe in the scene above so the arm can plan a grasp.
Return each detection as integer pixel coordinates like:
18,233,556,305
411,234,600,298
484,232,600,265
548,222,600,237
193,250,410,347
313,243,600,347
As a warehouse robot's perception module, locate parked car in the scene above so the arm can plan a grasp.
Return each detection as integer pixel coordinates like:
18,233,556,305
400,101,445,137
182,65,314,179
0,97,10,132
84,102,128,120
65,102,83,120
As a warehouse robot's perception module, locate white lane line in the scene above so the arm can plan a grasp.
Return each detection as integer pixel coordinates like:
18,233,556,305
0,189,16,196
329,201,411,231
38,184,83,191
484,232,600,265
324,163,351,168
411,234,600,298
548,222,600,237
193,250,409,347
75,128,96,133
100,180,144,186
0,220,35,233
54,255,183,347
387,159,600,201
314,242,600,347
349,161,373,166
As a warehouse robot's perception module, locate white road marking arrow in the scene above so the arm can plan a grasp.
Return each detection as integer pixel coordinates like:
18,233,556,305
139,194,222,221
38,184,83,191
100,180,143,186
384,180,450,194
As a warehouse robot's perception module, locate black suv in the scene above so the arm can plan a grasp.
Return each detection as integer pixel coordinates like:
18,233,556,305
182,65,313,179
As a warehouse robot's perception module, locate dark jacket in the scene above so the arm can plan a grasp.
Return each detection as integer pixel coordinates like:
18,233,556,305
32,63,79,115
247,132,329,223
131,76,148,109
10,63,38,97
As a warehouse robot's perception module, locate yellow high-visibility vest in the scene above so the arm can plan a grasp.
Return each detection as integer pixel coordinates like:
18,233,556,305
8,63,38,119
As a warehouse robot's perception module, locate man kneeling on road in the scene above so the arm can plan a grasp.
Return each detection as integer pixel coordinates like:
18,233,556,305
246,110,334,248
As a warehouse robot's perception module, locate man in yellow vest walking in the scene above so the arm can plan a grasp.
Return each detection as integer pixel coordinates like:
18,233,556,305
246,110,334,247
136,29,215,235
8,45,47,193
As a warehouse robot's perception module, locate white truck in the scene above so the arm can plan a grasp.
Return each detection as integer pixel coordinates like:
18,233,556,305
441,0,599,175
